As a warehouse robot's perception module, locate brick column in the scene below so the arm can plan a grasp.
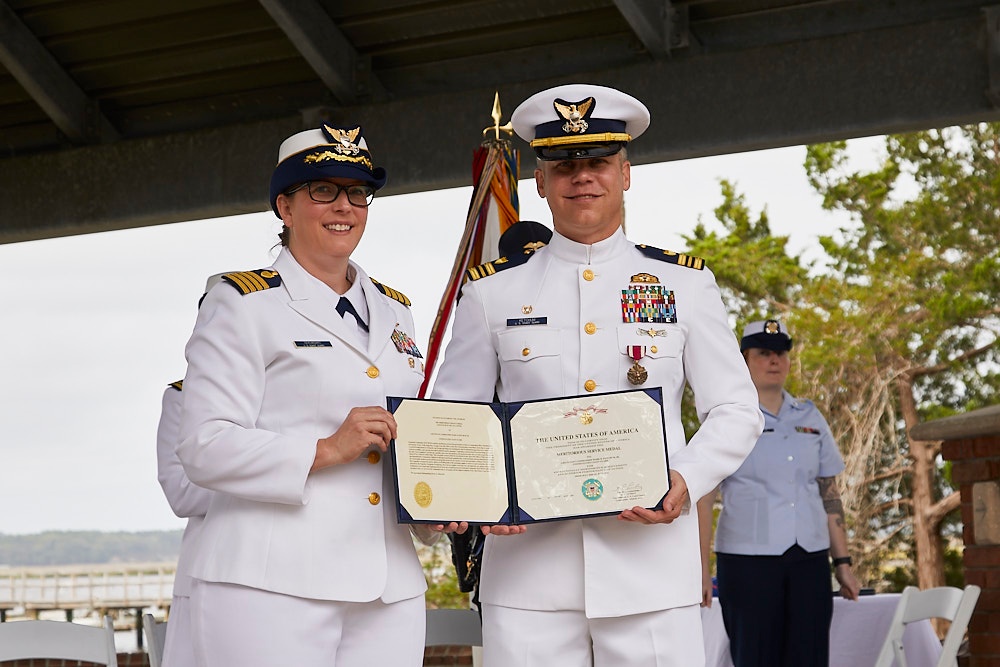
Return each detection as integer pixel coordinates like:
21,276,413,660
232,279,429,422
913,404,1000,667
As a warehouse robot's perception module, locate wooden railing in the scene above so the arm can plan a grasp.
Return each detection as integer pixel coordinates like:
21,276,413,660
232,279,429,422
0,562,175,615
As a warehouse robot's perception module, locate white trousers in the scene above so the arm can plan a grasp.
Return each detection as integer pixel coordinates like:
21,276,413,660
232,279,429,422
162,594,195,667
190,579,425,667
482,603,705,667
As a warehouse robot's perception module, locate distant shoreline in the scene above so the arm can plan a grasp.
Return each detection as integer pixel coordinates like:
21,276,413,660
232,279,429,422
0,529,183,567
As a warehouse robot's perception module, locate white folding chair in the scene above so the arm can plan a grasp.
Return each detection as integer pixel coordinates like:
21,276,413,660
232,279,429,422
142,613,167,667
874,584,981,667
425,608,483,647
0,614,119,665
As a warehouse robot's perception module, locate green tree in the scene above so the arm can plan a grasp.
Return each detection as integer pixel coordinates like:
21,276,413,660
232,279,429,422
802,126,999,589
686,124,1000,590
686,179,807,321
417,539,468,609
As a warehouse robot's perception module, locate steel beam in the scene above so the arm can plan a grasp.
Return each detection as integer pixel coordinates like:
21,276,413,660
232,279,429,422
258,0,386,103
613,0,689,57
1,9,998,244
984,5,1000,107
0,0,118,144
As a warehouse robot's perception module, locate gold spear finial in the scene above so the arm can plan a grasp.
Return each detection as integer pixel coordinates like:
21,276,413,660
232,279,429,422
483,91,513,141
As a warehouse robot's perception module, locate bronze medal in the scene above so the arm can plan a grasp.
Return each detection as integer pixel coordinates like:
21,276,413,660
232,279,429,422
626,344,648,385
627,359,648,385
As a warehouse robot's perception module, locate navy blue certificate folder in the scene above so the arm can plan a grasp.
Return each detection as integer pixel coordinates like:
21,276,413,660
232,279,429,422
387,387,669,525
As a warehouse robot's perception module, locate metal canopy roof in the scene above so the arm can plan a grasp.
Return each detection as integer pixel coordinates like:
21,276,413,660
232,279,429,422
1,0,999,244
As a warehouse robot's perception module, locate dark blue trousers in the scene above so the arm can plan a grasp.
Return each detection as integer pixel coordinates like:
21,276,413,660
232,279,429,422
716,545,833,667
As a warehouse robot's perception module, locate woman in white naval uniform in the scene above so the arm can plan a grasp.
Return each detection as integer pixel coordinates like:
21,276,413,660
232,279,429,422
153,274,227,667
156,379,211,667
698,320,861,667
431,84,764,667
177,125,436,667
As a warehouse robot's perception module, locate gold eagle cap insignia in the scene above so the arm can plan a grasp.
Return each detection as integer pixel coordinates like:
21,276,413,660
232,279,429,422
325,125,360,144
324,125,363,156
554,97,594,122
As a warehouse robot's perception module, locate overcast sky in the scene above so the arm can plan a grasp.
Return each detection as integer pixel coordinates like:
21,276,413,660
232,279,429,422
0,138,884,535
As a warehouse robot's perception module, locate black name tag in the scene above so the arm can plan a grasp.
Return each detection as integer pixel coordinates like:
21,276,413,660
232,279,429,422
294,340,333,348
506,317,548,326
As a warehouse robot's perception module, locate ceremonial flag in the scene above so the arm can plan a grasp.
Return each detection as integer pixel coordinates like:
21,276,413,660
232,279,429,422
418,93,520,397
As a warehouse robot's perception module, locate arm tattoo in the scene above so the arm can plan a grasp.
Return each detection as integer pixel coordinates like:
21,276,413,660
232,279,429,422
818,476,845,523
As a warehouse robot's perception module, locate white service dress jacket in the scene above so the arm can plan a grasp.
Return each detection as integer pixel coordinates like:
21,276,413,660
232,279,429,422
156,381,212,667
156,381,213,600
432,229,763,618
177,249,426,603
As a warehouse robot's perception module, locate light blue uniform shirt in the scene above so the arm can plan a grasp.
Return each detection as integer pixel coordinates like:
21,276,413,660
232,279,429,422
715,390,845,555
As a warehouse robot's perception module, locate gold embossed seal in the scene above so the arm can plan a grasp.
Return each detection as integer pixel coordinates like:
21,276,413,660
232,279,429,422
414,481,433,508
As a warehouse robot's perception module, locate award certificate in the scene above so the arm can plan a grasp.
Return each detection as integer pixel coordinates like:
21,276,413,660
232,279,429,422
389,388,669,525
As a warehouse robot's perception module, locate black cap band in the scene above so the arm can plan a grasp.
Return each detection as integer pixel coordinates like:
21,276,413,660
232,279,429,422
740,333,793,352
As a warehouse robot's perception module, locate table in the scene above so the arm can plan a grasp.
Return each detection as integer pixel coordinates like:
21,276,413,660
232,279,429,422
702,594,943,667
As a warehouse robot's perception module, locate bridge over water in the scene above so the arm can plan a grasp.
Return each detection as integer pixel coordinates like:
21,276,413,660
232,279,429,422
0,562,175,621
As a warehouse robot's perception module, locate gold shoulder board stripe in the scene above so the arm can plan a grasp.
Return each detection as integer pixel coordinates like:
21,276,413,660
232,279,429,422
168,380,183,391
222,270,281,295
635,244,706,271
465,255,524,282
466,261,496,282
370,278,411,307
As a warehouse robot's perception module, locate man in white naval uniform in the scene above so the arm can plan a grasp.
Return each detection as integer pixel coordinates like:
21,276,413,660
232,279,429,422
431,84,764,666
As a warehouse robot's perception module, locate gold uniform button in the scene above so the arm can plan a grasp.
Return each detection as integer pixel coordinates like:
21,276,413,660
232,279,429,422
650,345,658,353
583,269,594,281
584,322,597,335
366,366,379,378
367,451,380,464
522,347,530,357
584,379,597,392
368,492,381,505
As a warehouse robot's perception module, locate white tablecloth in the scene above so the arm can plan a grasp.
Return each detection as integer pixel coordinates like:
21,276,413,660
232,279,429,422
702,594,942,667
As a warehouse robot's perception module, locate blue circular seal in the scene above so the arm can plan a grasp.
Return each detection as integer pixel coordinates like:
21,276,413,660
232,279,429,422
581,478,604,501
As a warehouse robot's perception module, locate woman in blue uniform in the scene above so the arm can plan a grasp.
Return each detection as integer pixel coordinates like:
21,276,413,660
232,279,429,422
176,124,452,666
698,319,861,667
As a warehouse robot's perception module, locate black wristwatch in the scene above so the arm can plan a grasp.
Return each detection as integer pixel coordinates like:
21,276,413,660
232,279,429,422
832,556,853,567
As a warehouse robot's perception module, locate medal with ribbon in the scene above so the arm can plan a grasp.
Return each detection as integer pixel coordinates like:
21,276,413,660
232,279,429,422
627,345,648,385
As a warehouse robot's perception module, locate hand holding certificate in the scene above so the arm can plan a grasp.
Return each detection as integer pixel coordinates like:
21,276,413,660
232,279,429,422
388,388,670,525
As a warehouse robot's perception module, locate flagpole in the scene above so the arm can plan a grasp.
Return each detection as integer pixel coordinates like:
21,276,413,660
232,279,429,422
418,94,518,397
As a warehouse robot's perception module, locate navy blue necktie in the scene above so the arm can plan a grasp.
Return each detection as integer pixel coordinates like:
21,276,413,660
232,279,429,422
336,296,369,333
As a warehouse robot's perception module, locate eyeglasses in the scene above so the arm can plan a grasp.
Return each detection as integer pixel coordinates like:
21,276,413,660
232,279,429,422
285,181,375,207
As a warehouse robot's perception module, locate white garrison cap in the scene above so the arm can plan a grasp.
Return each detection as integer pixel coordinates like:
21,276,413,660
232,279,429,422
511,83,650,159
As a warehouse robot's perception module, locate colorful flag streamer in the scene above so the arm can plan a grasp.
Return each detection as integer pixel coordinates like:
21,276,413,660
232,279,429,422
418,94,520,397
